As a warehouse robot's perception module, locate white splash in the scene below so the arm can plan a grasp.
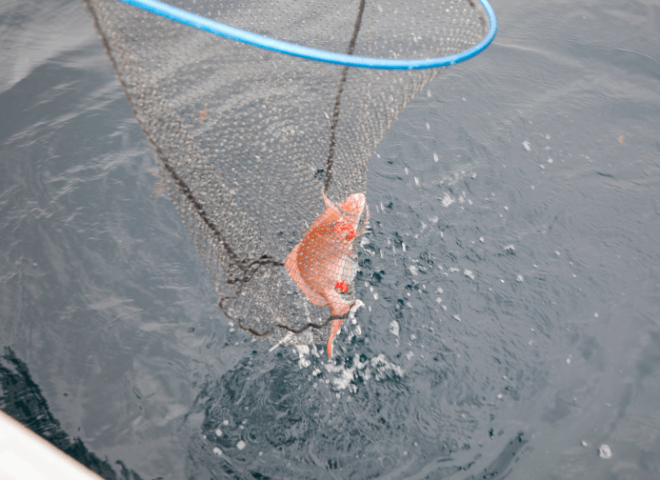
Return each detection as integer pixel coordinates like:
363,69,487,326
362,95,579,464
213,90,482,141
327,363,359,391
441,193,455,207
295,345,311,368
369,354,404,380
390,320,400,337
598,444,612,459
324,353,404,392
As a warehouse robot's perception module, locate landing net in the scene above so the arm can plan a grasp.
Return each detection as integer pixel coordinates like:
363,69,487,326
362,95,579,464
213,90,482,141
84,0,496,349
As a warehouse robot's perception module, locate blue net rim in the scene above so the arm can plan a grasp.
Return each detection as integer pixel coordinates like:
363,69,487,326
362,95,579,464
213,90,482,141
118,0,497,70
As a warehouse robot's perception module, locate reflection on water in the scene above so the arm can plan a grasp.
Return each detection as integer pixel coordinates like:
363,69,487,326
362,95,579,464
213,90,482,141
0,0,659,478
0,347,143,480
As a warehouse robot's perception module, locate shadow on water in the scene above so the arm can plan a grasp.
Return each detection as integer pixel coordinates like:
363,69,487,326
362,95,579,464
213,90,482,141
0,347,144,480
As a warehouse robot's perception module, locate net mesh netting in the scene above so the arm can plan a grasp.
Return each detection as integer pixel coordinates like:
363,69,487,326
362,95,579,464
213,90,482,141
84,0,491,348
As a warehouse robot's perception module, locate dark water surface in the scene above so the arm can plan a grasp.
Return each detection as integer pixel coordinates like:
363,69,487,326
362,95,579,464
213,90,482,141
2,0,660,478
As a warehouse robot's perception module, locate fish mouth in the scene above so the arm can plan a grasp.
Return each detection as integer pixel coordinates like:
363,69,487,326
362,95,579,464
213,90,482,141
337,193,366,216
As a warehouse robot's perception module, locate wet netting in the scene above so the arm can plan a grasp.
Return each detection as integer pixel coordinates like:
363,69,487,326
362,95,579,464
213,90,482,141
84,0,495,352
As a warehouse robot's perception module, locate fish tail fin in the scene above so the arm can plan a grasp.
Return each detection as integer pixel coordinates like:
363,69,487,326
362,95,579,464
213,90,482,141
327,318,344,357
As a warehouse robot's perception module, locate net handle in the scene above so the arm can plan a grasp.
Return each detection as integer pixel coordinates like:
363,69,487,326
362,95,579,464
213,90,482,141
116,0,497,70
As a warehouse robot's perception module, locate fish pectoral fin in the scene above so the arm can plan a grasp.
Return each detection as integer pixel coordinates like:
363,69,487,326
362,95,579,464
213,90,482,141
284,243,327,307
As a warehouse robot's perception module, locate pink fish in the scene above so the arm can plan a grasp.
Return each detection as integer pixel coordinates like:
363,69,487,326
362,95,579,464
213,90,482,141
284,191,368,356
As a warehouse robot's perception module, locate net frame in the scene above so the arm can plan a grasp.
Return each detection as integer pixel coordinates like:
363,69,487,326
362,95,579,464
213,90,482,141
116,0,497,68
